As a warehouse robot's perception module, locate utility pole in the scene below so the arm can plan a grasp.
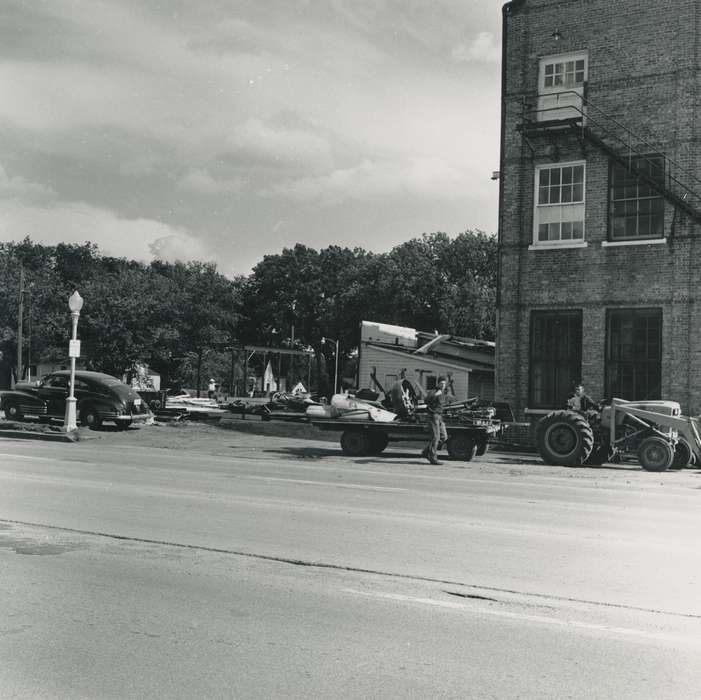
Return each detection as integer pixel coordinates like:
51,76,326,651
16,266,24,381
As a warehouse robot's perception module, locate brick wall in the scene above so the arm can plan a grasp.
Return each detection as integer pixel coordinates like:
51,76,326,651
497,0,701,418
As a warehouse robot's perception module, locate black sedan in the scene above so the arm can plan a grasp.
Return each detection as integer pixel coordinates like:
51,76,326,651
0,370,153,429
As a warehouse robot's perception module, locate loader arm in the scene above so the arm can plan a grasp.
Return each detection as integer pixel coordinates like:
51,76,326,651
613,404,701,462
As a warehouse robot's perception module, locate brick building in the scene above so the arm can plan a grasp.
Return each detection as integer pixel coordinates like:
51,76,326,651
496,0,701,422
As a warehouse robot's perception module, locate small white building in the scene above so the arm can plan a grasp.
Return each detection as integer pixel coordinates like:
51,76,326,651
357,320,495,402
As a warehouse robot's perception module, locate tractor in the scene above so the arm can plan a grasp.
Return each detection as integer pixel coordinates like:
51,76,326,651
536,398,701,472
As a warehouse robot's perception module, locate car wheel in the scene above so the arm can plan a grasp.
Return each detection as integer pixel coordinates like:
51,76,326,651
4,401,24,421
81,406,103,430
115,421,132,431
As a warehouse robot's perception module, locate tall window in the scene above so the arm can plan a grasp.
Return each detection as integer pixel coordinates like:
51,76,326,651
537,52,588,122
609,156,665,240
533,162,585,244
606,308,662,400
530,311,582,408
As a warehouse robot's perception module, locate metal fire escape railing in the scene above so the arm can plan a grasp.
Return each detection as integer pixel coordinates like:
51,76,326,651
518,90,701,224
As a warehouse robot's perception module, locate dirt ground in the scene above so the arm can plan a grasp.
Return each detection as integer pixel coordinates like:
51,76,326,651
74,415,341,453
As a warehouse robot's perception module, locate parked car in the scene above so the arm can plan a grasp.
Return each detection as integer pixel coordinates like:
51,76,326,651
0,370,153,430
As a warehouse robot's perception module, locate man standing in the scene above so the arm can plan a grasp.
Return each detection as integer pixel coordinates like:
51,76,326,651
423,376,450,465
0,349,16,391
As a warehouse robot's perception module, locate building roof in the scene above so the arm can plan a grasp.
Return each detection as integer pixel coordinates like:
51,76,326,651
361,320,495,372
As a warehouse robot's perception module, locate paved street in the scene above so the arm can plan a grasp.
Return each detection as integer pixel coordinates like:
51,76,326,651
1,424,701,698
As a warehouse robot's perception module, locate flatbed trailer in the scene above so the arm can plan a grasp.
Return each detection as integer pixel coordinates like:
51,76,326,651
310,418,501,461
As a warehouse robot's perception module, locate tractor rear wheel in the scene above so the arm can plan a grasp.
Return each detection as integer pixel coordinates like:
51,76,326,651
536,410,594,466
638,436,674,472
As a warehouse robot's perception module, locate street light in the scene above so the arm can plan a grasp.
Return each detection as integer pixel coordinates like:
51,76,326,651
321,336,340,395
63,290,84,432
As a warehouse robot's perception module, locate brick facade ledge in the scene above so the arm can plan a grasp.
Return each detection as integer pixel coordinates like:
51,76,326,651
600,238,666,248
527,242,588,251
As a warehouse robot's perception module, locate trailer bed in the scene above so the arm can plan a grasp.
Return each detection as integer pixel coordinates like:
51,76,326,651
310,418,501,461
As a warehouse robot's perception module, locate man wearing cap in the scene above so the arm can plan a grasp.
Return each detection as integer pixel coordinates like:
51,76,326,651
422,376,451,465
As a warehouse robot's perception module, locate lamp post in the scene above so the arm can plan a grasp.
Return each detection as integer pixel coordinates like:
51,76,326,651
322,336,340,395
63,290,84,432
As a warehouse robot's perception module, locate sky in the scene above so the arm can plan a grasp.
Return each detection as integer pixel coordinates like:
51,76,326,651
0,0,502,277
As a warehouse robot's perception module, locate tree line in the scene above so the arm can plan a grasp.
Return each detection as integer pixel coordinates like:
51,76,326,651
0,231,496,394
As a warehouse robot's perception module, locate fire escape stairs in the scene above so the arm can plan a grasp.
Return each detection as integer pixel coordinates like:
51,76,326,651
517,92,701,225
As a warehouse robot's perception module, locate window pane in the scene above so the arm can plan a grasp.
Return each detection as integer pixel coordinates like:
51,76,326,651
606,309,661,401
538,224,549,241
535,163,586,244
530,311,582,408
609,157,664,240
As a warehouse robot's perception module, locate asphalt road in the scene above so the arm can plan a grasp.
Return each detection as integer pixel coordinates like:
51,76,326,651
1,425,701,699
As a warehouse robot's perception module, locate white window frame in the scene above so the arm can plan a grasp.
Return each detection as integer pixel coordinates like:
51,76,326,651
539,52,588,94
537,51,588,123
531,160,587,248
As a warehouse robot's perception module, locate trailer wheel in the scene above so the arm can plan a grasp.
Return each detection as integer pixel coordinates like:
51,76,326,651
671,439,692,470
447,434,477,461
638,436,674,472
476,440,489,456
340,430,370,456
536,410,594,466
368,432,389,455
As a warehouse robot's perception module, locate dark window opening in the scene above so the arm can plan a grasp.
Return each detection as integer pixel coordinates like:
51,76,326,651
605,308,661,400
529,311,582,409
609,156,665,240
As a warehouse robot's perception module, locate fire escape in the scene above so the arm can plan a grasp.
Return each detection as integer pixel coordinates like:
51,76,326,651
517,90,701,225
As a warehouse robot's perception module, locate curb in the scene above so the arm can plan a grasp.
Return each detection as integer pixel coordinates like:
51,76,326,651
0,429,79,443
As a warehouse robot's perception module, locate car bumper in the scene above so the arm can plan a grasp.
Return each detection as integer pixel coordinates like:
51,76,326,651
114,413,154,425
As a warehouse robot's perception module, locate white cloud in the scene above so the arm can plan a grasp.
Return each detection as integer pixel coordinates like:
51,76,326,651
262,156,481,206
0,198,213,264
148,235,215,263
0,164,54,199
178,169,245,195
225,118,334,170
452,32,501,64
